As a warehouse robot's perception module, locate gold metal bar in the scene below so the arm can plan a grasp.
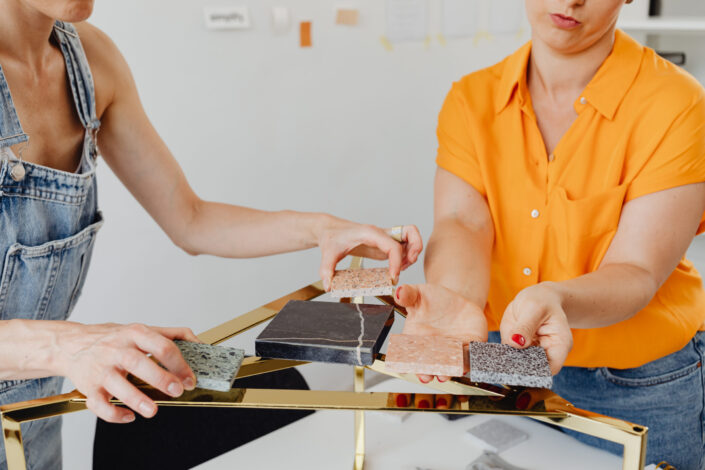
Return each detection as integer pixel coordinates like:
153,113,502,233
350,256,365,470
198,281,325,345
236,357,308,379
353,366,365,470
1,415,25,470
69,387,567,417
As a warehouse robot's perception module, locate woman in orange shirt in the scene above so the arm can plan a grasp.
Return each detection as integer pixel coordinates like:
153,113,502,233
396,0,705,466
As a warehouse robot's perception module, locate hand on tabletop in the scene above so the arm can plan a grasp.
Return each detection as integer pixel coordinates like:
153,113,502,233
394,283,488,383
499,282,573,375
317,219,423,290
55,323,199,423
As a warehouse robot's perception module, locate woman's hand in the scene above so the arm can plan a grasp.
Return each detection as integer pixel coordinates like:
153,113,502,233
394,283,488,382
317,218,423,290
55,323,199,423
499,282,573,375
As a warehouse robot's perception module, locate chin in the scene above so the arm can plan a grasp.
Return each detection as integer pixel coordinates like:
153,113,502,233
40,0,94,23
59,0,93,23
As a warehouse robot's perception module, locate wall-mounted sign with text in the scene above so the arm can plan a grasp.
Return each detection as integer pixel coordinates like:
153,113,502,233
204,6,251,30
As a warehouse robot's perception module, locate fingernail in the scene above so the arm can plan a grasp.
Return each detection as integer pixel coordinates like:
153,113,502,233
139,401,155,417
516,392,531,410
436,398,447,407
437,377,448,383
396,286,402,300
396,395,408,407
512,334,526,347
183,377,195,390
419,376,429,383
418,399,430,409
122,414,135,423
167,382,182,396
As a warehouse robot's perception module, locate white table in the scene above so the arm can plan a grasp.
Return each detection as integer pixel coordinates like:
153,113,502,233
195,378,624,470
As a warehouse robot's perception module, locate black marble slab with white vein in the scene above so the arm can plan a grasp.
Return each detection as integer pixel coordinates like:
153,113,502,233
255,300,394,366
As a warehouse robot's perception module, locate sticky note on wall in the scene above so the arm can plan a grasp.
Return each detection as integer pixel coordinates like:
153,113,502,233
336,8,360,26
271,6,290,34
300,21,312,47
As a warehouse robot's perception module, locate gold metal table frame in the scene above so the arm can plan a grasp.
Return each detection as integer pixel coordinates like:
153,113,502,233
1,259,647,470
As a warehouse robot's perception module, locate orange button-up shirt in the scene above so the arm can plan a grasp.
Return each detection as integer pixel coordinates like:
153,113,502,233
436,30,705,368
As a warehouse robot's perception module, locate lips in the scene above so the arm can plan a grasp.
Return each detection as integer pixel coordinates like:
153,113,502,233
550,13,581,29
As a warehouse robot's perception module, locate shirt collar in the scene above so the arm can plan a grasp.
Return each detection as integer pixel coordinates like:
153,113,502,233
494,30,644,120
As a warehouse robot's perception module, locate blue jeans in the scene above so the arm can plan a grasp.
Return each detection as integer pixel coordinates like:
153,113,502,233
488,331,705,469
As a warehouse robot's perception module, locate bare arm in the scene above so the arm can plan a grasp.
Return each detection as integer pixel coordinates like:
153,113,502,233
83,25,421,285
425,167,494,306
395,168,492,381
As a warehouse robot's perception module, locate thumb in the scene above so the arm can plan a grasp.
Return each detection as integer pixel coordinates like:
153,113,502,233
394,284,419,308
500,301,543,350
319,250,343,292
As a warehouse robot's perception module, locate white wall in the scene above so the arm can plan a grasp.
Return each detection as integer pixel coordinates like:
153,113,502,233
58,1,705,468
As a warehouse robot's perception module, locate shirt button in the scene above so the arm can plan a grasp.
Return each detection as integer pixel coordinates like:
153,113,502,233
548,153,555,162
523,267,532,276
531,209,540,218
579,96,587,104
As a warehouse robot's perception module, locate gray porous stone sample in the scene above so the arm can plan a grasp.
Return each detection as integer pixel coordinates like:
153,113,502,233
468,342,552,388
175,340,245,392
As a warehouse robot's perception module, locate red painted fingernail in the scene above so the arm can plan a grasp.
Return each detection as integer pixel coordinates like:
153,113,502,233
516,392,531,410
418,399,430,409
419,376,430,383
396,286,402,300
436,398,447,407
396,394,408,407
512,334,526,347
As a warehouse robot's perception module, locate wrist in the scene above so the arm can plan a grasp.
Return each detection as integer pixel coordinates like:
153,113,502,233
308,212,337,247
9,319,69,377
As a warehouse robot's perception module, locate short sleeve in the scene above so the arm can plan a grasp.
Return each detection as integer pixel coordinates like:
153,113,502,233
625,96,705,233
435,85,486,196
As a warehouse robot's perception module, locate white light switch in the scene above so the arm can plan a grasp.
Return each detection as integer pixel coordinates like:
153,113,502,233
204,6,251,30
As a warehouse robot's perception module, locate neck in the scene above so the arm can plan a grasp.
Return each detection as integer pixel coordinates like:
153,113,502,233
0,1,57,72
528,27,616,102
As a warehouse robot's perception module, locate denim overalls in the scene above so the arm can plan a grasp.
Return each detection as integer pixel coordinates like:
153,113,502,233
0,21,102,470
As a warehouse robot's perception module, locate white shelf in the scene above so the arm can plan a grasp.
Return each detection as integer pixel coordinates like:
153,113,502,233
618,17,705,33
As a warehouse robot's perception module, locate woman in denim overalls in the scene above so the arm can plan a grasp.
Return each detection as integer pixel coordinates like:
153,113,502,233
0,2,423,469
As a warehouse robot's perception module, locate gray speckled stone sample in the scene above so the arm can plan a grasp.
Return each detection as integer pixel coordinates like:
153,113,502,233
175,340,244,392
468,342,552,389
255,300,394,366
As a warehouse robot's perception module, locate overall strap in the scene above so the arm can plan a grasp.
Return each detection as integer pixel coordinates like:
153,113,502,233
52,21,101,151
0,66,28,148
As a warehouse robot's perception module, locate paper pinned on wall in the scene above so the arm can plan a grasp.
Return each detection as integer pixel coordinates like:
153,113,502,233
336,7,360,26
271,6,291,34
489,0,524,34
203,6,251,30
385,0,429,43
441,0,479,38
300,21,312,47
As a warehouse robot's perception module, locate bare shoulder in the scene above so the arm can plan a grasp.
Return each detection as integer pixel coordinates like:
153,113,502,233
72,22,133,117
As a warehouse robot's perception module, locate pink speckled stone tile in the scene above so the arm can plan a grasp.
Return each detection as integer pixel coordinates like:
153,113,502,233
330,268,394,298
384,334,467,377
